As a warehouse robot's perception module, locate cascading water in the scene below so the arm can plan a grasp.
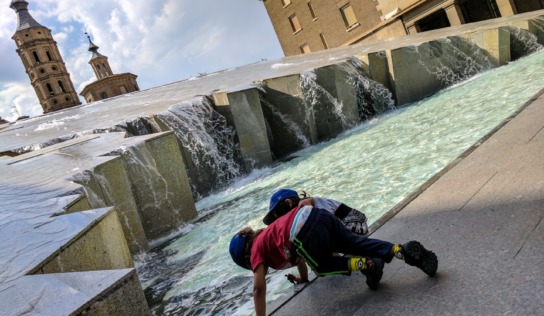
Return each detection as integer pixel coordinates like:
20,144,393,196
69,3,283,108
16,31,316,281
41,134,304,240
414,37,494,86
135,51,544,316
155,98,243,197
340,57,396,120
299,71,352,128
259,95,311,148
509,26,543,60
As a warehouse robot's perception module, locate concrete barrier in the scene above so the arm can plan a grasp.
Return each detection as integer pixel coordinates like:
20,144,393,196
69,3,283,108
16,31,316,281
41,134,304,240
263,75,318,158
2,269,150,316
461,27,511,66
73,156,149,253
312,63,361,138
33,207,133,274
213,88,273,169
119,132,197,241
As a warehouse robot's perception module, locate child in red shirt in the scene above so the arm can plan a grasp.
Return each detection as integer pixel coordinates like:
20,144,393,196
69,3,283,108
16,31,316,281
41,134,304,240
230,205,438,316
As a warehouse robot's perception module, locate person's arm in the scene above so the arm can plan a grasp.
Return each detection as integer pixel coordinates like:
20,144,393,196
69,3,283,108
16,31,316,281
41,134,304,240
296,258,309,283
253,264,267,316
299,197,314,207
286,258,309,283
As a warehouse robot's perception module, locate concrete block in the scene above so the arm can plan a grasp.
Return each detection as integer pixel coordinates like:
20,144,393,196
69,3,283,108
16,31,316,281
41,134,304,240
358,51,392,92
74,157,148,253
121,132,197,241
2,269,150,316
313,63,361,139
263,75,318,158
75,269,150,316
386,43,446,105
38,208,133,274
152,102,243,197
64,194,91,213
213,89,273,169
509,18,544,60
462,27,511,66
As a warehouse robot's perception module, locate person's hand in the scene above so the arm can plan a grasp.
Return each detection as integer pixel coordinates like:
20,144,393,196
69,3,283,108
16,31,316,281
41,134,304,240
285,274,309,284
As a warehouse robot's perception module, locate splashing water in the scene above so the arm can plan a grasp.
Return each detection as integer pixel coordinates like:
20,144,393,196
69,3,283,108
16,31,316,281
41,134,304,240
136,51,544,315
414,37,494,86
300,71,352,128
340,58,396,120
156,98,242,195
259,95,311,148
509,26,543,60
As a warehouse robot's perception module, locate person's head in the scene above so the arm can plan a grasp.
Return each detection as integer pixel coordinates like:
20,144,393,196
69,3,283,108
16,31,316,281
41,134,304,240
263,188,300,225
229,227,262,270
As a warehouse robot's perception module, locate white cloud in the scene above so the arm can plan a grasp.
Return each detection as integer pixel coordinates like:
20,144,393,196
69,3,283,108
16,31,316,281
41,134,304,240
0,82,42,121
0,0,283,119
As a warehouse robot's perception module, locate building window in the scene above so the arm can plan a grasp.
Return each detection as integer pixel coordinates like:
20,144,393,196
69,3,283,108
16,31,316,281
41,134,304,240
100,92,108,99
46,51,52,61
300,43,311,54
320,33,328,49
340,3,358,28
58,81,66,93
32,51,41,63
281,0,291,7
289,14,302,33
120,85,127,94
96,64,105,78
308,2,317,19
46,83,54,95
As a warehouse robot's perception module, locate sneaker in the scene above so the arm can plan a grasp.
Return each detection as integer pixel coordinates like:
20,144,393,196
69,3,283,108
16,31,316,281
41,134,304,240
361,258,384,290
397,241,438,277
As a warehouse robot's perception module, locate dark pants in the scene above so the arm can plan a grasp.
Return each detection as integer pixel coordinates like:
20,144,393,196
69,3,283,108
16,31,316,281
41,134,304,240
292,208,394,276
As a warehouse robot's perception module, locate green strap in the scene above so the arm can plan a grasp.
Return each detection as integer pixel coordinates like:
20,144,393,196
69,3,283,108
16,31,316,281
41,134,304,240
293,237,349,276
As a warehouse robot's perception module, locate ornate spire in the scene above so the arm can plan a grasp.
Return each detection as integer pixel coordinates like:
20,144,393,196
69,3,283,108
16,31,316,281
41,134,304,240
85,32,105,59
10,0,43,32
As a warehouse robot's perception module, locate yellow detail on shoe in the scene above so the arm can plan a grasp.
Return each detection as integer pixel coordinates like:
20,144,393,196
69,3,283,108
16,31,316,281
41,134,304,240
393,244,404,260
349,257,367,271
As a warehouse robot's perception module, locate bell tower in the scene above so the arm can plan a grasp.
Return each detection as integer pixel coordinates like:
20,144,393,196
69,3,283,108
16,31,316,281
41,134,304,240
10,0,81,114
80,34,139,103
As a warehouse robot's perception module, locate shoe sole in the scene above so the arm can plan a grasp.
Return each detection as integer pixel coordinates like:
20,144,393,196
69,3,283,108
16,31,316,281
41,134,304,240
404,241,438,277
361,258,384,290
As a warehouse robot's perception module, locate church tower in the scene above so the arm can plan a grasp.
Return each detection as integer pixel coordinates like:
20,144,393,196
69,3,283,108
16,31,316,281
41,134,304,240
80,34,139,103
10,0,81,114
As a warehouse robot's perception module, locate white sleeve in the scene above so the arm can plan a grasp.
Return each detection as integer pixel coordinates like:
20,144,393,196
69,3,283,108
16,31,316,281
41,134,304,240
313,197,341,214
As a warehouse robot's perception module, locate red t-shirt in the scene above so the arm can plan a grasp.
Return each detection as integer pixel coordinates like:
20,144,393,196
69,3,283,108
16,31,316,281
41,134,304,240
250,206,302,271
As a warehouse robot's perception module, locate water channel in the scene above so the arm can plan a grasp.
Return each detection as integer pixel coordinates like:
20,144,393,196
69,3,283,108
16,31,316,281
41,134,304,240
136,50,544,315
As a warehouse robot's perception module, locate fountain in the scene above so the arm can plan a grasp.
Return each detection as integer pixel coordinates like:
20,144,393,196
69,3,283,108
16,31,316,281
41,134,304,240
1,11,544,316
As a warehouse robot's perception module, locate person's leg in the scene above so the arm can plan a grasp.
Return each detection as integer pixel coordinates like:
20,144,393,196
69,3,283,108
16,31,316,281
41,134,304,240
326,210,438,277
327,210,395,259
292,209,384,289
292,209,350,276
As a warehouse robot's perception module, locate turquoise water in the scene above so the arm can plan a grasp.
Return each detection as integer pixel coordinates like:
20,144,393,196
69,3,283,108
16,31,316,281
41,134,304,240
136,50,544,315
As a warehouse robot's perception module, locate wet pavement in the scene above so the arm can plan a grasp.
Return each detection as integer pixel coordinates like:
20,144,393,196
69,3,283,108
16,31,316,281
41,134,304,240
269,91,544,315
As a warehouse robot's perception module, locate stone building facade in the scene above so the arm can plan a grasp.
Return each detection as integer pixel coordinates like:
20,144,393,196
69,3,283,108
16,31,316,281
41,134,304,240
263,0,544,56
10,0,81,114
79,36,139,103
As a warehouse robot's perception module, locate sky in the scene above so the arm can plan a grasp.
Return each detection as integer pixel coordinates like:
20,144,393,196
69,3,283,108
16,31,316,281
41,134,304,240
0,0,284,121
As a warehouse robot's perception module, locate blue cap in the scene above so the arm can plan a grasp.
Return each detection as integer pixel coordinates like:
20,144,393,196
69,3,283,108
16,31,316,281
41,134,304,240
229,233,250,270
264,189,298,225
